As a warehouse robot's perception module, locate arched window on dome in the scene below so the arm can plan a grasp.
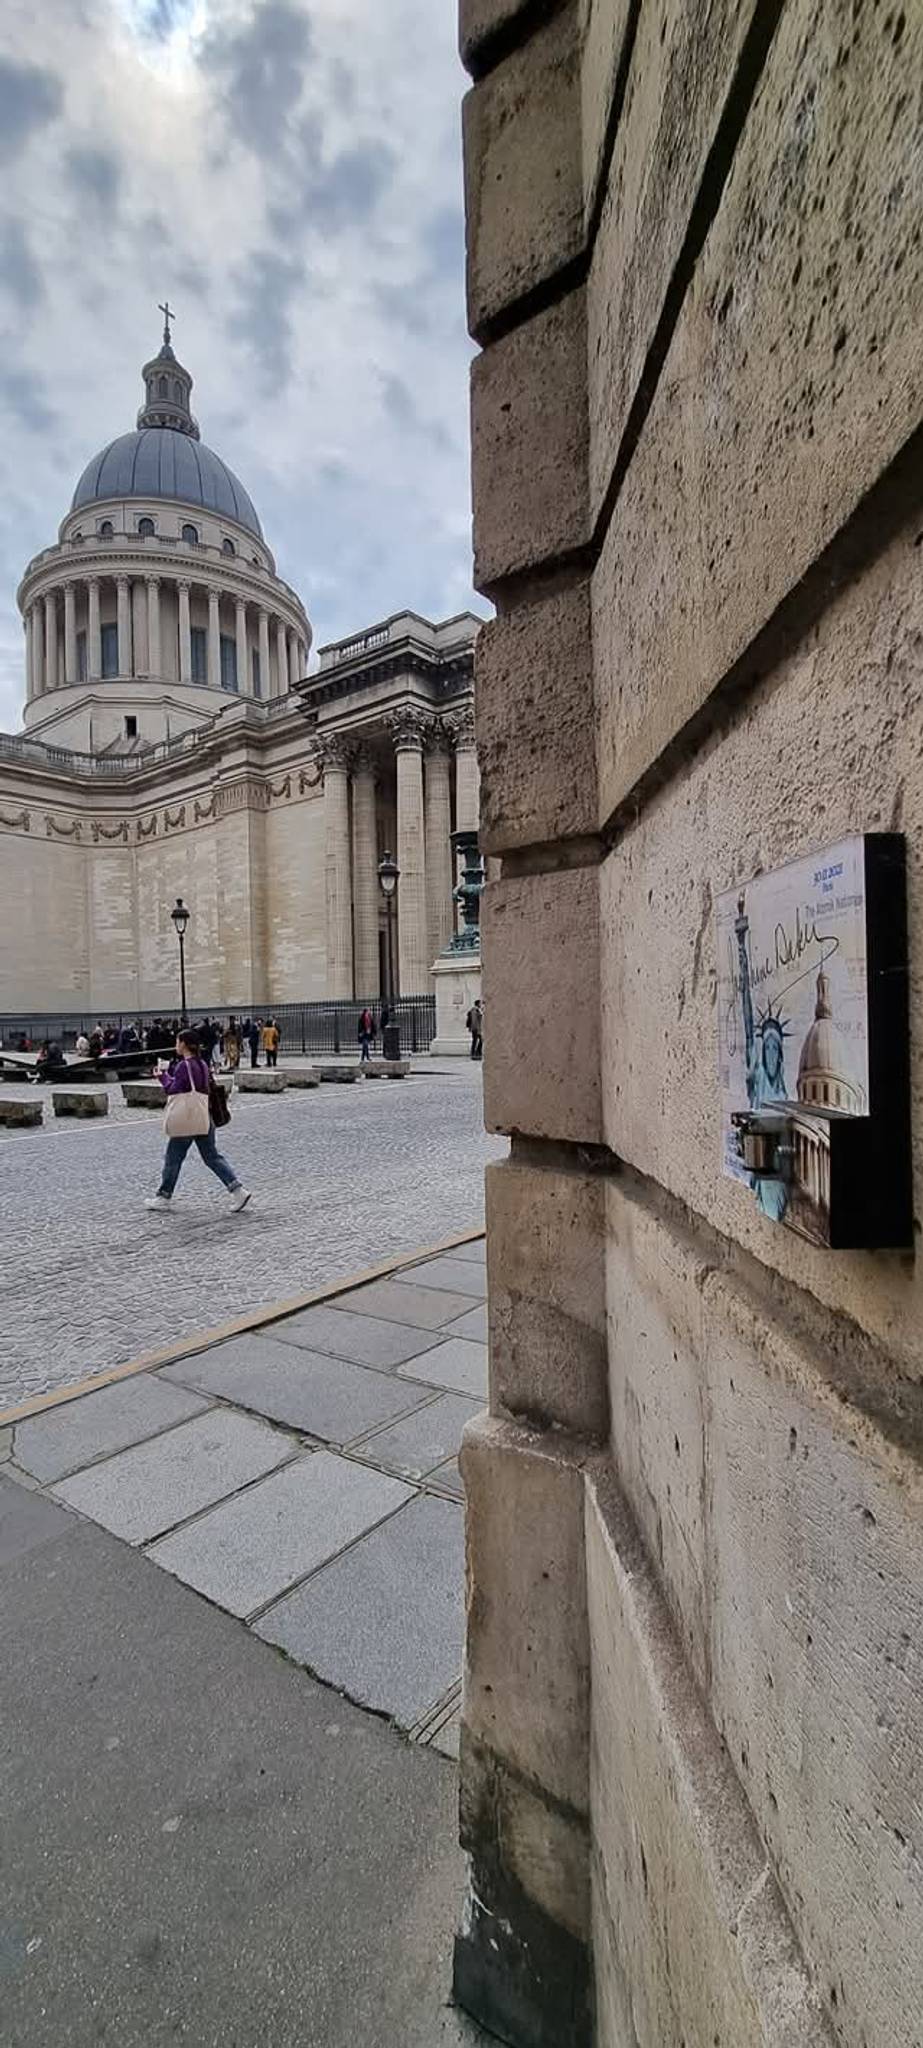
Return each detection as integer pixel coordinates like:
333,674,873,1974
99,520,114,539
182,523,199,545
173,381,182,403
158,375,169,398
221,537,236,557
138,517,155,538
72,531,83,542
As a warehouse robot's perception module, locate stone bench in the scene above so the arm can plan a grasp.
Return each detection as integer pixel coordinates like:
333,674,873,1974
52,1090,109,1119
122,1081,165,1109
235,1070,288,1093
284,1066,320,1088
0,1098,43,1127
315,1065,362,1084
362,1061,410,1080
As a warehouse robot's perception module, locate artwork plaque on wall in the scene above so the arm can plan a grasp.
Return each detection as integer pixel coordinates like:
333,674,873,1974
715,833,911,1250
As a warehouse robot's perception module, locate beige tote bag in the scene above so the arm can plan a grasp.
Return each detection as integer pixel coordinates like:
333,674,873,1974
163,1059,211,1137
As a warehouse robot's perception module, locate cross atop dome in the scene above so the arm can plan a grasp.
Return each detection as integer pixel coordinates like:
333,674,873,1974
137,309,200,439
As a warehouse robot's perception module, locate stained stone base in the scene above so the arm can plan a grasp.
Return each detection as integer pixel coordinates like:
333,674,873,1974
121,1081,165,1108
316,1065,362,1083
284,1066,320,1088
52,1090,109,1118
0,1098,43,1127
431,951,482,1057
235,1071,288,1093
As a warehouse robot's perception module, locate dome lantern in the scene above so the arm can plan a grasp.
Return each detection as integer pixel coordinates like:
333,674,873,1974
137,301,199,440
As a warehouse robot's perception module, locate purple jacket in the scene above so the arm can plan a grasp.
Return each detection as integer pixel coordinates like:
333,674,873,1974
160,1055,211,1096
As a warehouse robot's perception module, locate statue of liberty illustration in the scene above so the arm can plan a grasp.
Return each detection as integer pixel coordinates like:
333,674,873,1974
735,891,790,1220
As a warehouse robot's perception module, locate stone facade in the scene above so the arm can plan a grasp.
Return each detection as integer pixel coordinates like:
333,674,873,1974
0,324,479,1018
457,6,923,2048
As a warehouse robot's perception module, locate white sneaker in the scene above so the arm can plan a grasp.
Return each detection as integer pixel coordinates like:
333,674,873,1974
229,1187,252,1213
145,1195,172,1212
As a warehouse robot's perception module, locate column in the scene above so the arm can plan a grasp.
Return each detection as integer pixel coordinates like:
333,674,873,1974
351,743,380,999
258,607,270,699
288,628,299,690
236,598,248,696
207,587,221,692
44,591,59,692
453,701,480,830
88,578,101,679
146,577,161,677
116,575,131,677
275,617,288,698
319,738,354,997
24,607,34,702
64,583,77,680
178,580,192,681
425,724,454,961
390,709,430,995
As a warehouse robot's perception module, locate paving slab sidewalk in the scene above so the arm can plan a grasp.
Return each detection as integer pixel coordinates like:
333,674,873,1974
2,1234,493,2046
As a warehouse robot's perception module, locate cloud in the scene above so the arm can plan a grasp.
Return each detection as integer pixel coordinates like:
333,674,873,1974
0,218,44,311
66,145,122,213
0,367,58,435
0,56,63,164
204,0,313,159
232,248,306,394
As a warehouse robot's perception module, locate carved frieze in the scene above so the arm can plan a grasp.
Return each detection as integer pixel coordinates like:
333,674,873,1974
194,794,217,823
0,808,30,833
136,814,158,840
90,819,130,844
163,804,187,832
45,814,82,841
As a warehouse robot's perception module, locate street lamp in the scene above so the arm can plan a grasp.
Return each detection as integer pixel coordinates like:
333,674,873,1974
170,897,190,1018
377,852,399,1006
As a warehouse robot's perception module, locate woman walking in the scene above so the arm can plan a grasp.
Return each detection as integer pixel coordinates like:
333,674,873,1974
146,1027,251,1213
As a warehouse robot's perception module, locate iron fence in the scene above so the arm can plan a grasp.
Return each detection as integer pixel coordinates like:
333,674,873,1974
0,995,436,1058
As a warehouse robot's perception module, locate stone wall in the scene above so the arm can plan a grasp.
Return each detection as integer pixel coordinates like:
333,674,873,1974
458,4,923,2046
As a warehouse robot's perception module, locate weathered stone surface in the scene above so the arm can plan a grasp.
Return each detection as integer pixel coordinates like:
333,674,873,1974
482,865,601,1144
14,1374,208,1485
578,0,633,226
587,0,755,520
52,1090,109,1118
121,1081,164,1108
460,1413,590,1814
471,289,588,592
52,1409,293,1545
599,522,923,1369
282,1066,319,1087
235,1069,288,1092
0,1098,42,1127
476,580,597,853
486,1154,607,1436
593,0,923,819
315,1064,361,1083
459,0,537,72
587,1467,835,2046
363,1060,409,1078
463,3,582,336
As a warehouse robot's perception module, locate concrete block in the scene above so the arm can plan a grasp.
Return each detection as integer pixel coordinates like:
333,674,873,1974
703,1267,923,2046
269,1302,445,1370
476,580,598,853
400,1255,487,1299
444,1304,488,1344
13,1375,209,1485
333,1276,478,1330
315,1064,361,1083
162,1332,430,1444
586,1467,834,2048
235,1069,288,1092
587,0,756,521
593,0,923,819
482,865,601,1144
598,521,923,1370
257,1493,464,1726
52,1090,109,1118
460,1413,590,1813
471,289,588,592
354,1393,482,1481
121,1081,164,1108
150,1451,411,1620
463,3,583,336
486,1154,608,1436
399,1336,488,1401
281,1065,319,1087
52,1409,293,1545
0,1098,42,1126
604,1180,710,1687
578,0,634,226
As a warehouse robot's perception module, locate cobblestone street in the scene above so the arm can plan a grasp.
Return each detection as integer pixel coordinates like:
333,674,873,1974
0,1068,503,1409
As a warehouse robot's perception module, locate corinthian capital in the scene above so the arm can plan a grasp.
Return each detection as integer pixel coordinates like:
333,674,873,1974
445,702,475,750
388,705,432,753
311,732,353,777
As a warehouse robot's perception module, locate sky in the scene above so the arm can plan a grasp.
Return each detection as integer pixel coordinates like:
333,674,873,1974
0,0,483,730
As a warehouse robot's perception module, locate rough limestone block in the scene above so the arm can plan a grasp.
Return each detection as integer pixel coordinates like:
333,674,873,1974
703,1267,923,2047
578,0,634,226
283,1066,320,1087
599,521,923,1370
0,1097,43,1126
471,289,588,593
364,1061,409,1078
315,1065,361,1084
459,0,536,72
476,580,597,853
235,1070,288,1092
460,1412,590,1813
586,1467,835,2048
587,0,755,521
486,1154,608,1437
52,1090,109,1118
593,0,923,819
482,864,601,1144
604,1179,710,1688
121,1081,165,1108
463,3,583,337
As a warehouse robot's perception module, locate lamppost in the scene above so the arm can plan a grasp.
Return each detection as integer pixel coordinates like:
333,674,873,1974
377,852,399,1005
170,897,190,1019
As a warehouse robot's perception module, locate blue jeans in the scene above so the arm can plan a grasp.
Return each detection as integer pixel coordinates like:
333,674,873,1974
158,1123,240,1198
